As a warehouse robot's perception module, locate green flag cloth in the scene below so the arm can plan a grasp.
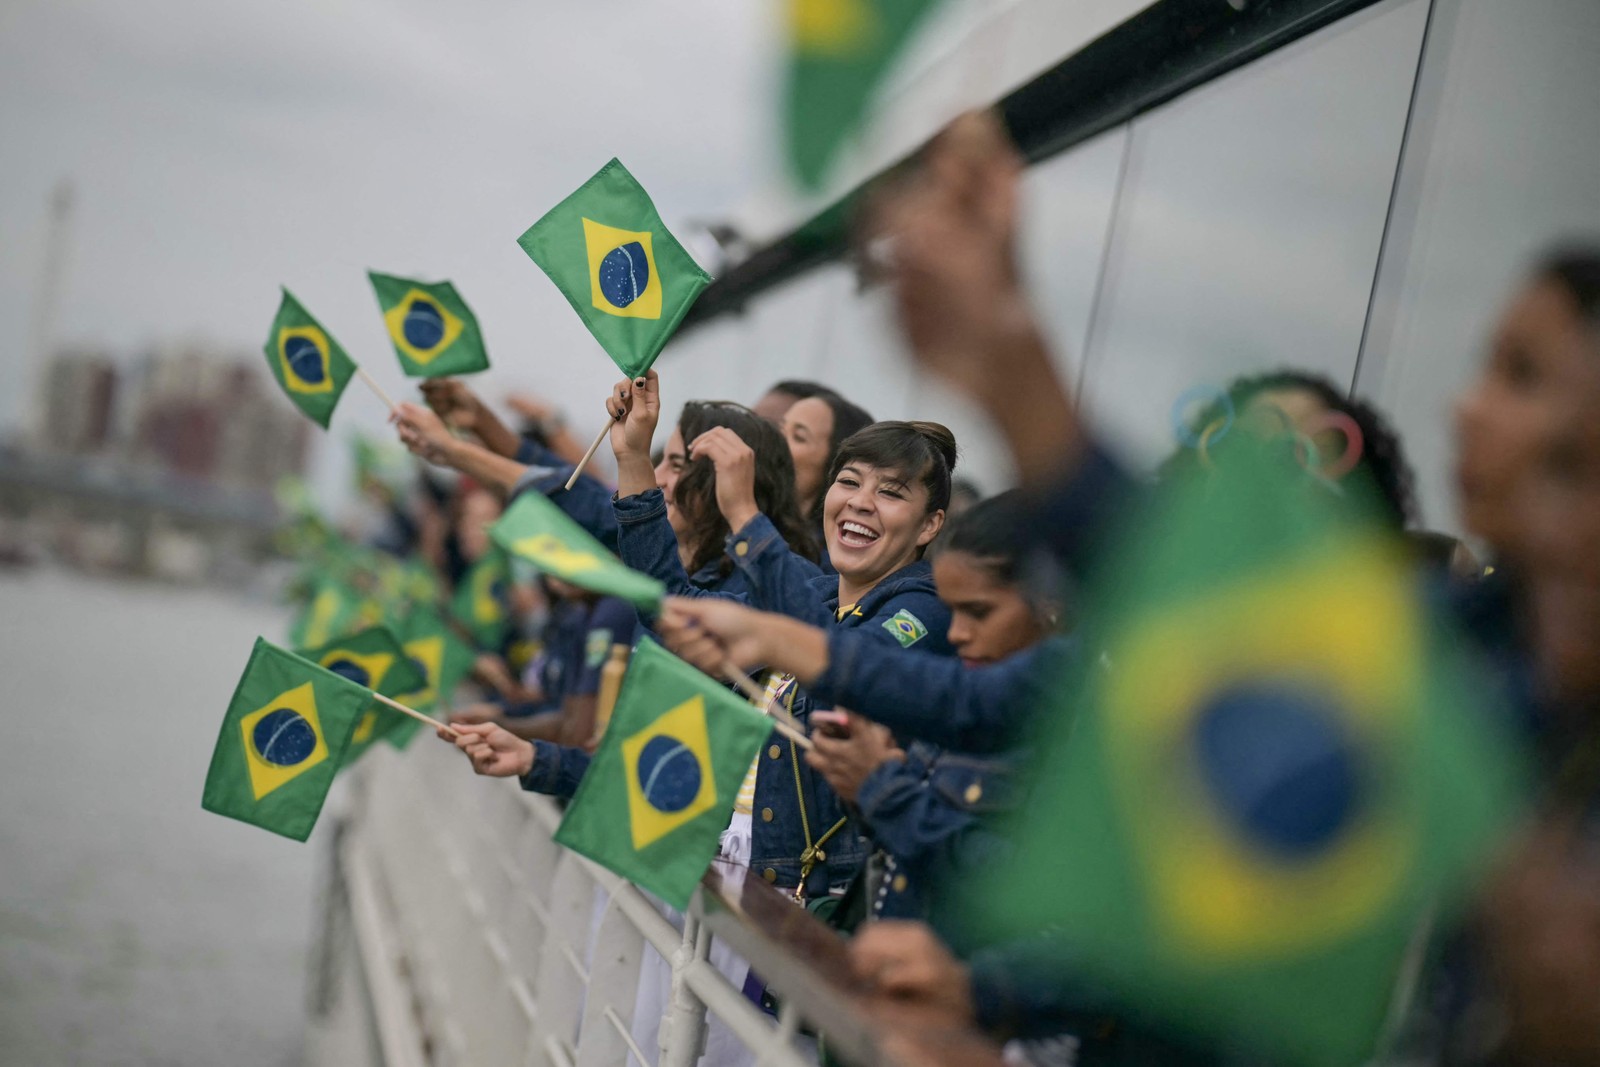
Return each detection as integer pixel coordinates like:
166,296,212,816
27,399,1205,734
450,549,512,650
201,638,373,841
977,447,1522,1065
491,493,666,611
388,606,478,748
262,288,356,429
367,270,489,378
554,638,771,908
289,578,362,649
516,159,711,379
296,626,426,765
785,0,940,188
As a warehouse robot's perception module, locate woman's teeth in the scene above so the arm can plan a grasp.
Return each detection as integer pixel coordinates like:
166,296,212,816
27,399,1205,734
839,521,880,548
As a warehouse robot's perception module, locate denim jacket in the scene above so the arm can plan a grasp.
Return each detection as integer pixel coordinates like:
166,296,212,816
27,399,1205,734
856,740,1028,927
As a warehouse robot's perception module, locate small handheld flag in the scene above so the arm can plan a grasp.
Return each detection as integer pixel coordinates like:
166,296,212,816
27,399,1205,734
518,160,712,488
263,289,357,429
449,549,512,650
387,607,478,747
976,445,1522,1065
517,160,711,381
296,626,427,765
786,0,941,188
201,638,373,841
554,638,773,908
367,271,489,378
491,493,666,612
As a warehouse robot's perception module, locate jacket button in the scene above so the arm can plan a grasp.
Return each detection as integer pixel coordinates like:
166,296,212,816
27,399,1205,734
892,874,908,892
964,782,983,804
762,867,777,883
761,807,773,822
768,744,781,759
735,541,749,557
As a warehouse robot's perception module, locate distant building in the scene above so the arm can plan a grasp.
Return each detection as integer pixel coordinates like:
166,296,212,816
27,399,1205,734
40,349,117,455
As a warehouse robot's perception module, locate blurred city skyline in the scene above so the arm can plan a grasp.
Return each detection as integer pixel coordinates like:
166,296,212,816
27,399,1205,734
0,0,778,505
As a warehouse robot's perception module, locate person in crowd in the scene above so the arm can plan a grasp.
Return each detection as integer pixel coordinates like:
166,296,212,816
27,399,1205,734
452,576,638,750
752,378,830,422
770,385,875,571
947,477,984,516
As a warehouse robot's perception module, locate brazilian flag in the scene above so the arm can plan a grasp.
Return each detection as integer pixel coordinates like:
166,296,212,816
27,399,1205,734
978,446,1523,1065
554,638,772,908
201,638,373,841
786,0,941,188
296,627,426,765
289,578,362,649
388,606,477,747
491,492,665,611
367,270,489,378
263,288,356,429
450,548,512,650
516,159,711,379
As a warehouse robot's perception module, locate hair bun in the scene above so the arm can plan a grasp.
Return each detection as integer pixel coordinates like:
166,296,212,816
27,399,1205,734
906,420,958,475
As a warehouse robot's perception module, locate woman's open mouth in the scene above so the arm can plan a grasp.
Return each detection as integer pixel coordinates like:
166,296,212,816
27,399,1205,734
837,520,881,549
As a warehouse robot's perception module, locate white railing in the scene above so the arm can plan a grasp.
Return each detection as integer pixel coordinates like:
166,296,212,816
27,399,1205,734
305,738,929,1067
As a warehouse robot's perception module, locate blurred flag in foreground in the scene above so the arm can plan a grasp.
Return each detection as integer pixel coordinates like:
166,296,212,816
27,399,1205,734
785,0,941,188
450,549,512,650
297,627,426,765
263,289,356,429
980,445,1522,1065
517,159,711,379
201,638,371,841
289,578,361,649
492,493,666,611
367,270,489,378
555,638,770,908
389,606,477,748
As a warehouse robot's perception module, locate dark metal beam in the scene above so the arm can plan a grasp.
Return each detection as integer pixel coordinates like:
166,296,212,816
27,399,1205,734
673,0,1384,335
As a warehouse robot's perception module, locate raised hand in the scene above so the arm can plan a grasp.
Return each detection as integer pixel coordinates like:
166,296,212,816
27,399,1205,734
604,369,662,461
419,377,484,433
395,401,458,467
688,426,759,532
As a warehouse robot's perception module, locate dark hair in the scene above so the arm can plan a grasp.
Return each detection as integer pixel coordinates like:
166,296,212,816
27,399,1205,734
829,420,959,520
1162,370,1416,529
674,401,819,576
929,490,1024,584
797,387,875,526
765,379,831,402
1537,245,1600,328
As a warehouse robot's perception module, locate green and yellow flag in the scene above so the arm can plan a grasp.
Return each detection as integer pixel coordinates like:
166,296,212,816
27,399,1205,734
289,578,362,649
554,638,772,908
516,159,711,379
297,626,426,765
978,445,1522,1065
263,288,357,429
201,638,373,841
491,492,666,611
786,0,941,188
367,270,489,378
450,548,512,650
388,607,478,748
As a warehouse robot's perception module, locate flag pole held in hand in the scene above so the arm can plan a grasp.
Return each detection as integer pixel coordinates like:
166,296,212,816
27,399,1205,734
724,665,813,751
372,691,459,740
355,365,399,417
566,415,617,491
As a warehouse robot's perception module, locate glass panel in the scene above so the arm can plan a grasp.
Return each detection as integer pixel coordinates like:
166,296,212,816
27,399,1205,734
1355,0,1600,532
1077,0,1429,466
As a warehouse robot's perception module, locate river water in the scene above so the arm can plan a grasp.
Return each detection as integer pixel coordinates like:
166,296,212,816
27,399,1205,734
0,567,317,1065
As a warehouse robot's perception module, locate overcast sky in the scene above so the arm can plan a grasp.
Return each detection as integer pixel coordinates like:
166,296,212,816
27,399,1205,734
0,0,778,498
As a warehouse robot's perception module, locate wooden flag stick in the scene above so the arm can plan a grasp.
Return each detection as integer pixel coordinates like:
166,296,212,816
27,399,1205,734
723,666,813,751
355,365,399,416
564,417,615,491
373,691,459,740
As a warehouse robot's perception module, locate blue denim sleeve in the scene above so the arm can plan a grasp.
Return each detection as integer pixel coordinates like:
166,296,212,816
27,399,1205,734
614,489,748,603
1015,442,1138,578
509,446,620,553
726,512,830,625
856,753,1016,876
813,636,1071,753
519,741,591,799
